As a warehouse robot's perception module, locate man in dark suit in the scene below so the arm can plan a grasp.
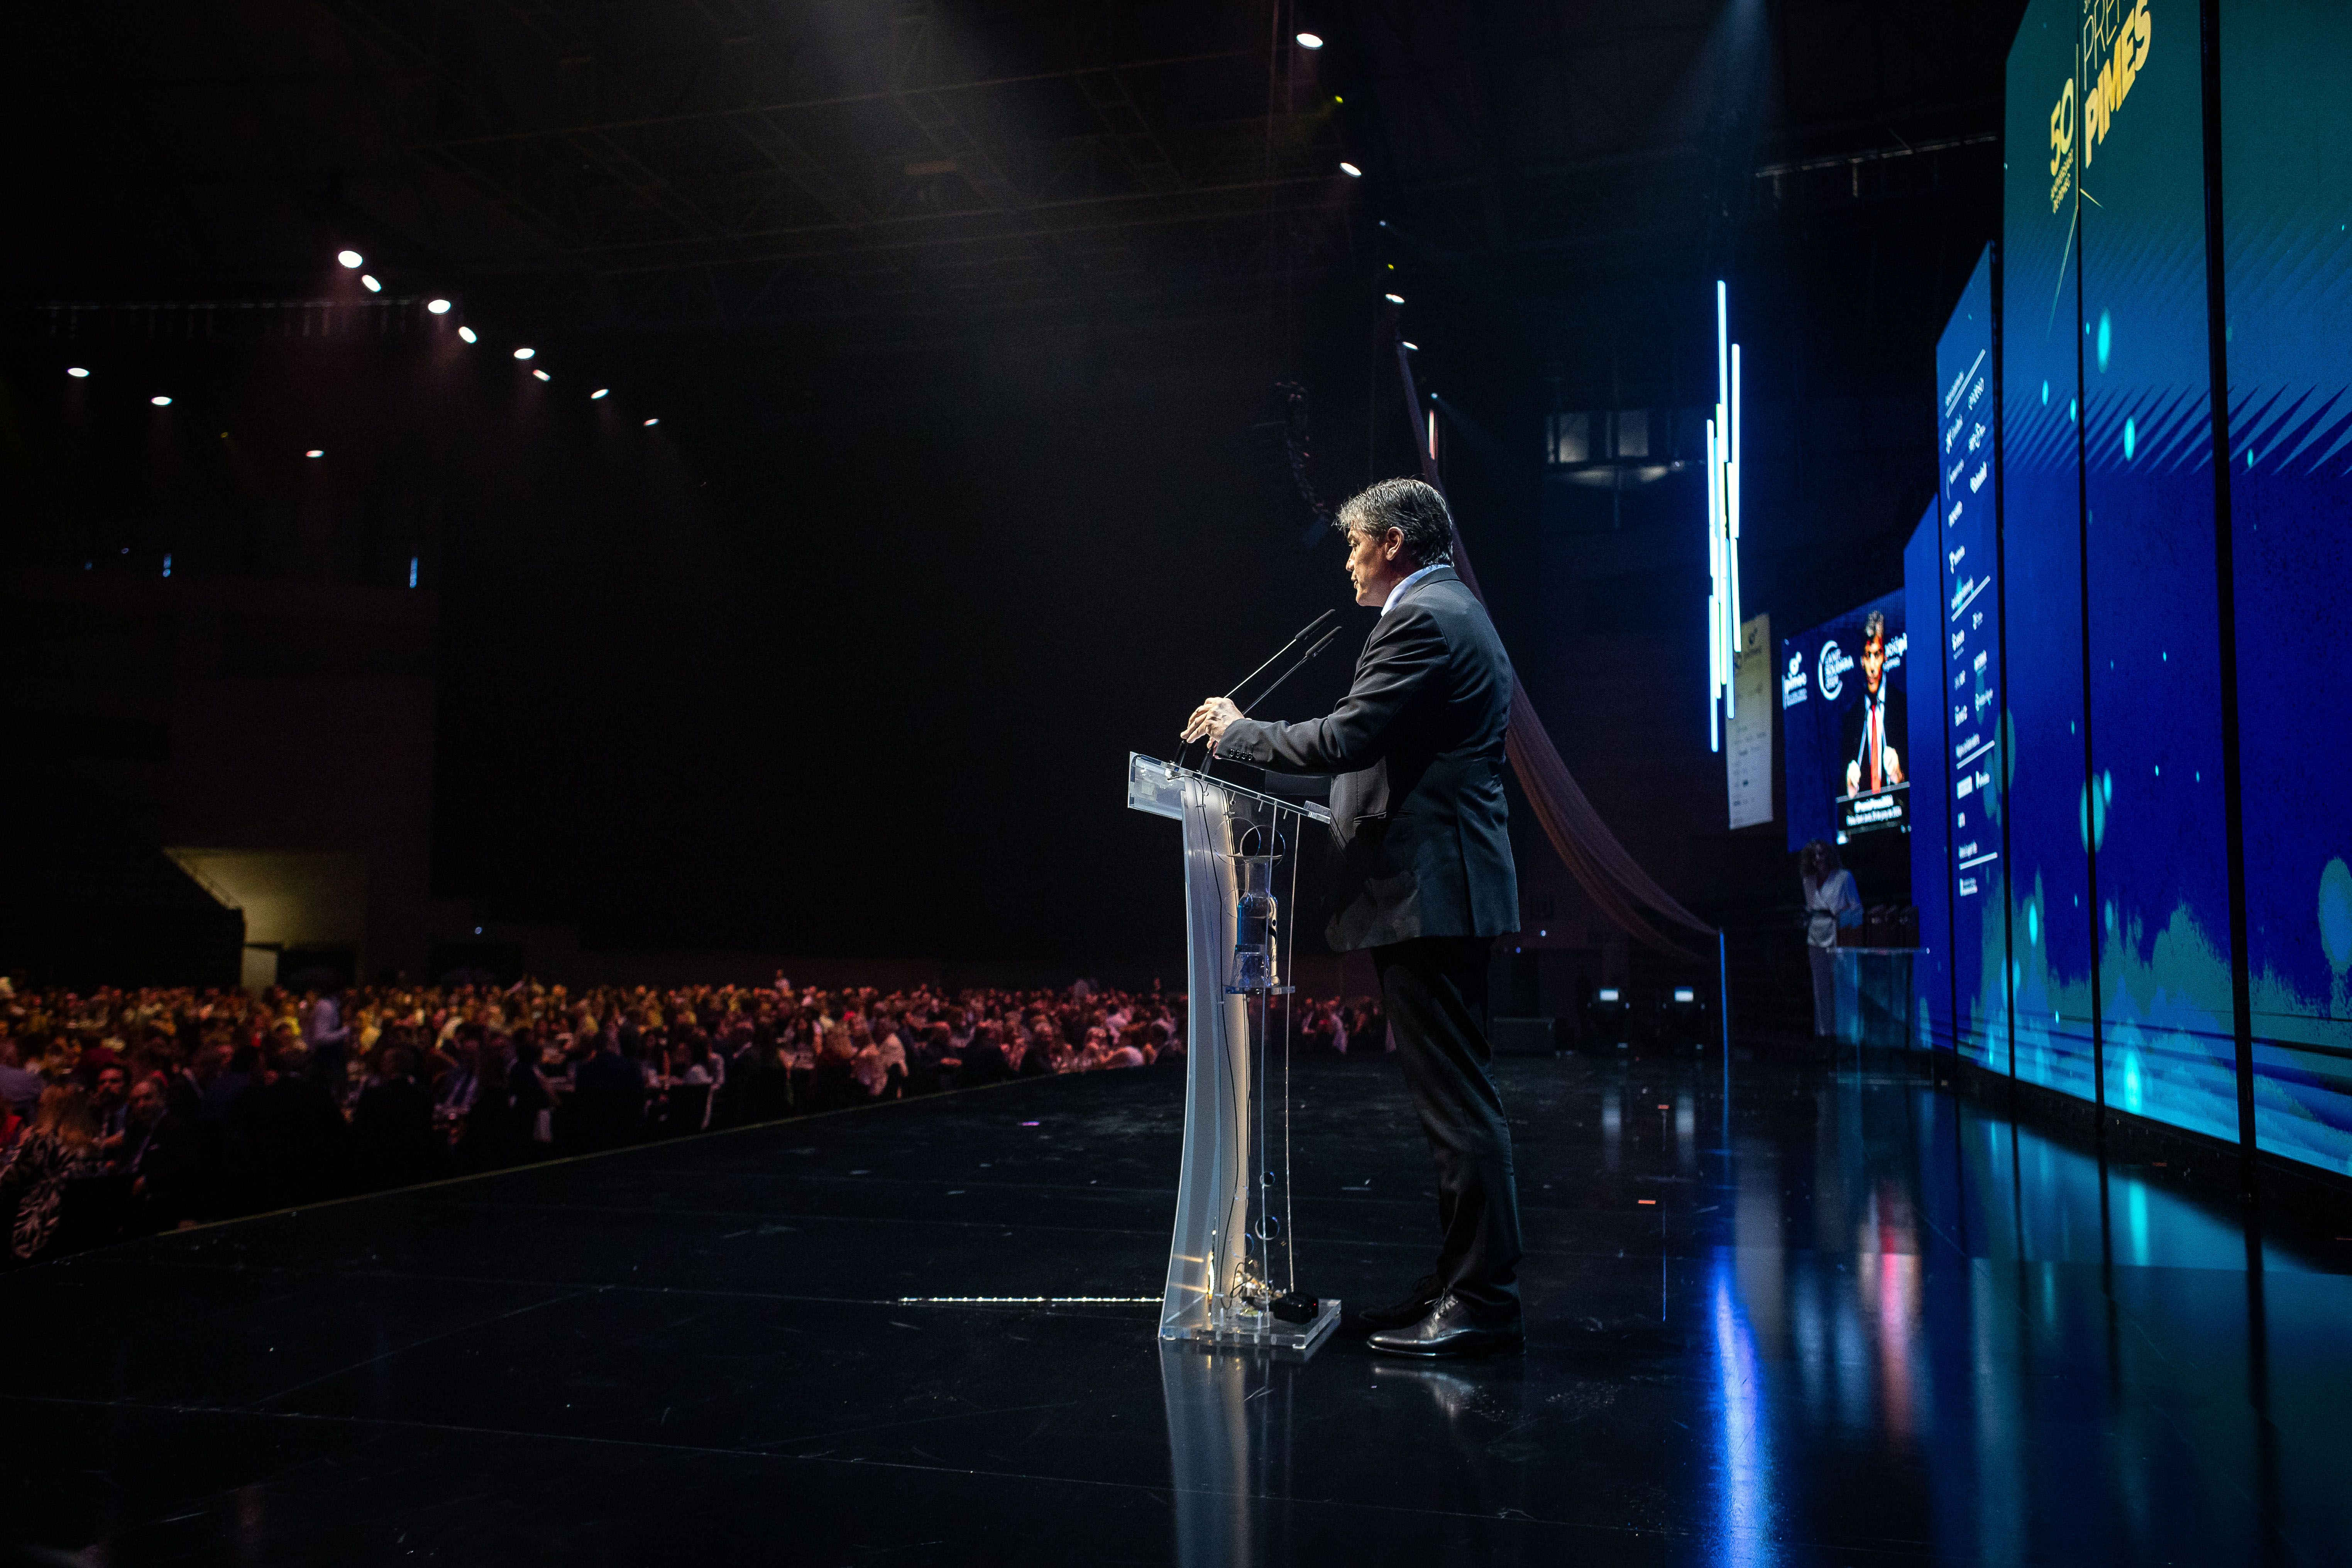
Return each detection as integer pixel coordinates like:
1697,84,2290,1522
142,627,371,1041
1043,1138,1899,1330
1183,477,1525,1358
1839,610,1907,798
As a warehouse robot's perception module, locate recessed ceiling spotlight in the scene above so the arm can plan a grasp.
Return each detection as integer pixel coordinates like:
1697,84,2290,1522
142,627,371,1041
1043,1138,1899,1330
533,369,551,381
1339,161,1362,178
591,388,610,400
457,326,477,343
337,250,363,269
360,274,382,293
67,366,89,378
643,417,660,427
1402,341,1419,350
426,298,451,314
1296,32,1324,48
1384,292,1404,304
151,395,172,407
513,347,535,360
306,449,324,458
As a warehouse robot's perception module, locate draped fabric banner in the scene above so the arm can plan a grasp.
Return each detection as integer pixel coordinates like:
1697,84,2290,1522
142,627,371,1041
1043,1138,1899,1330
1390,338,1717,959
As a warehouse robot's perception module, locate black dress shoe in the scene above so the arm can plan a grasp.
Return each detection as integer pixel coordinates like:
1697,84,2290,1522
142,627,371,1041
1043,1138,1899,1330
1357,1273,1443,1330
1366,1291,1525,1359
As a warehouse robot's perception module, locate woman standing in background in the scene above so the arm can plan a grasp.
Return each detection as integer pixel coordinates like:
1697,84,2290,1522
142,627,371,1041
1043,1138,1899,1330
1800,839,1861,1044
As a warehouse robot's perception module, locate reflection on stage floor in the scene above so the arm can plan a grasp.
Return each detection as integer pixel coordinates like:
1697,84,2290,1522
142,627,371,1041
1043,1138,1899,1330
2,1049,2345,1565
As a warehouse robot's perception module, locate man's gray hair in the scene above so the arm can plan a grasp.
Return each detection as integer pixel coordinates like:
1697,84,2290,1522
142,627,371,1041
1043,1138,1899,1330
1335,478,1455,568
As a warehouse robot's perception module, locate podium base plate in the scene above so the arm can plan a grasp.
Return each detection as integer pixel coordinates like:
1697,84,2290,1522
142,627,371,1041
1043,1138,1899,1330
1160,1297,1341,1360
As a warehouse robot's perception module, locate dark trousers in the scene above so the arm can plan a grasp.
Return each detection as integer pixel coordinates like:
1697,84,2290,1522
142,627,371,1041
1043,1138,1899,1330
1372,935,1524,1318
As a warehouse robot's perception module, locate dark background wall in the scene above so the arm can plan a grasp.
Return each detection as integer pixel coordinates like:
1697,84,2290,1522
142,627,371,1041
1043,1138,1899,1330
0,0,2027,984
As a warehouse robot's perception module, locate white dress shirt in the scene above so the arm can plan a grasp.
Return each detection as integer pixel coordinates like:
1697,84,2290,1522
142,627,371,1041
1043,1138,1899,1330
1382,562,1446,616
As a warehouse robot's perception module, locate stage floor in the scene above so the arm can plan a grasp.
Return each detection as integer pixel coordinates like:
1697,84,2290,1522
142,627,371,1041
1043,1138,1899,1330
3,1049,2348,1566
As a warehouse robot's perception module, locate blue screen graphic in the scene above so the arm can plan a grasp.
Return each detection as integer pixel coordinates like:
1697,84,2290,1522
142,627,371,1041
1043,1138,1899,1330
2002,7,2102,1105
1935,249,2002,1068
1904,503,1953,1052
2080,0,2240,1145
1780,594,1908,859
2222,0,2352,1174
1905,0,2352,1176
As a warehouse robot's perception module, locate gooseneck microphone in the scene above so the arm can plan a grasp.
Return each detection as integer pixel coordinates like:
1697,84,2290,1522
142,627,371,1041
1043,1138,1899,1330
1178,608,1344,771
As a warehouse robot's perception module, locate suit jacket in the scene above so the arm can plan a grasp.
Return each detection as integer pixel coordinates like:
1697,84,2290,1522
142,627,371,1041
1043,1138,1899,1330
1217,565,1519,951
1840,684,1909,793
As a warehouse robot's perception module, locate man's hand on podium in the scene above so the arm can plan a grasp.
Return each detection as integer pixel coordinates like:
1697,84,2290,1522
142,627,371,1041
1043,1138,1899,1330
1181,697,1245,752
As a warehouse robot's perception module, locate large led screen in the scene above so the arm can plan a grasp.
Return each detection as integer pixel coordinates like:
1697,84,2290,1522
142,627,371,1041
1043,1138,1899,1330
1935,249,2003,1068
2078,0,2241,1146
1904,502,1953,1052
2001,6,2100,1104
2222,0,2352,1174
1780,594,1909,858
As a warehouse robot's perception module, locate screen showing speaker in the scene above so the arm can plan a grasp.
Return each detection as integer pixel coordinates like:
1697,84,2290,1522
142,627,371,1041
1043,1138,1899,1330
1780,594,1908,856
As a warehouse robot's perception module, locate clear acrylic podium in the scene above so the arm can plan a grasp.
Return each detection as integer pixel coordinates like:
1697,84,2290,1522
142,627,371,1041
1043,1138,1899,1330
1127,751,1341,1356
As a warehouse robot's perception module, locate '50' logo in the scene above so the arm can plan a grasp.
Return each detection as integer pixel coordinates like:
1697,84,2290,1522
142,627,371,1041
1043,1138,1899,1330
2049,76,2076,211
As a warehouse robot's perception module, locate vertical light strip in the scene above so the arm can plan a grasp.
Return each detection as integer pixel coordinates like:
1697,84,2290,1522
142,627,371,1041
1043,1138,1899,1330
1707,415,1724,753
1730,341,1744,644
1707,281,1746,748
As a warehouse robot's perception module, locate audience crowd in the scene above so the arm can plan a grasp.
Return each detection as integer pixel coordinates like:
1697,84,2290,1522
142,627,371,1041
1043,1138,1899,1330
0,975,1389,1267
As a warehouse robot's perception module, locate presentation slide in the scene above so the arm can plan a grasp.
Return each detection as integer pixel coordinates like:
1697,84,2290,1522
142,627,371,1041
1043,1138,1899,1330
1935,248,2002,1068
2001,5,2101,1105
2079,0,2241,1146
1903,503,1953,1052
2223,0,2352,1174
1780,594,1908,857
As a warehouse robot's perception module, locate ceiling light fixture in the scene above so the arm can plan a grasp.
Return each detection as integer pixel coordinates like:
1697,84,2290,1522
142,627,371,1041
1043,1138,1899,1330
360,274,382,293
513,347,535,360
1384,292,1404,304
151,395,172,407
643,417,660,427
591,388,610,400
457,326,477,343
533,369,551,381
1296,32,1324,48
1339,161,1362,178
306,449,324,458
67,367,89,378
337,250,363,269
426,298,451,314
1402,340,1419,350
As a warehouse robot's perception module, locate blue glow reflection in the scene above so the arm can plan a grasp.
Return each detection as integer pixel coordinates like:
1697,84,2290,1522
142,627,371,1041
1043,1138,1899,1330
1712,1254,1776,1566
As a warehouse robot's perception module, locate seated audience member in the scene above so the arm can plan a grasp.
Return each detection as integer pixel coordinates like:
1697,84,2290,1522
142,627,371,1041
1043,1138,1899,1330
0,1084,105,1264
571,1030,647,1152
0,1032,45,1120
353,1046,441,1191
244,1040,354,1205
510,1032,557,1155
91,1061,132,1155
121,1074,203,1231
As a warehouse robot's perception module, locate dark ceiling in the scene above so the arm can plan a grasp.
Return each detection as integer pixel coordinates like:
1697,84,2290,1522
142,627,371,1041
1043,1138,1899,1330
10,0,2022,342
1,1,2032,962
